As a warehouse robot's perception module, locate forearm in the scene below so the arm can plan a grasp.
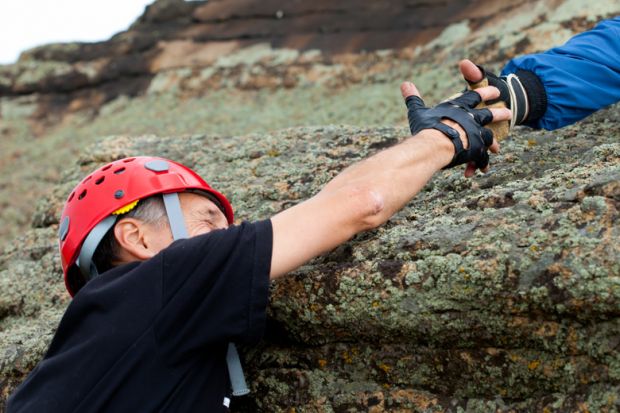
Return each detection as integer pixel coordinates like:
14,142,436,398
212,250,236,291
269,130,453,279
319,130,453,227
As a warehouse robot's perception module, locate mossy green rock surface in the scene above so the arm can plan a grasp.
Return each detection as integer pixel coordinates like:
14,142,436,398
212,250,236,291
1,103,619,411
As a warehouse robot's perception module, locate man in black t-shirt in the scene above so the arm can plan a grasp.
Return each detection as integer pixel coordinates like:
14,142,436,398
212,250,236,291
7,82,511,412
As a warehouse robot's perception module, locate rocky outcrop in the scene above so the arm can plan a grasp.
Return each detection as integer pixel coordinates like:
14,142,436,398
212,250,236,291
0,0,618,249
1,0,620,411
2,101,619,410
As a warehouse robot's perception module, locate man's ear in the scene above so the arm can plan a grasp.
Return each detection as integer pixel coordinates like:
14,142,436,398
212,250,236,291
113,218,156,262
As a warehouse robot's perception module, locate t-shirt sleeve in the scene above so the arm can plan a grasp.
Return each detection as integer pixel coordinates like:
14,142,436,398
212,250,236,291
154,219,272,361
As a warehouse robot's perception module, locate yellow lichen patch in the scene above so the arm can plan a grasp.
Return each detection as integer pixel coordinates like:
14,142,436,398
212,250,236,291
372,301,380,308
529,244,538,252
318,359,327,368
567,326,580,354
342,350,353,364
508,316,529,328
527,139,537,147
577,401,591,413
535,321,560,338
528,360,541,370
546,263,573,280
390,389,438,410
509,353,521,363
486,348,500,356
459,352,474,365
274,181,290,193
378,363,392,374
267,148,281,157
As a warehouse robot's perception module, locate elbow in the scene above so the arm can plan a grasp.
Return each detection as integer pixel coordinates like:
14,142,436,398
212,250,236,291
346,186,386,231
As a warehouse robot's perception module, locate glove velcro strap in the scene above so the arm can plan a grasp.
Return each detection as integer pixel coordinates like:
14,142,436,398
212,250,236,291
434,104,489,169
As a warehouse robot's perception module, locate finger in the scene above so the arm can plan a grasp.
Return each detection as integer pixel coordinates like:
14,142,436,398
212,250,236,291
472,85,501,102
475,151,490,170
451,90,482,108
489,107,512,123
459,59,484,83
464,162,477,178
489,139,500,154
480,127,494,146
474,109,493,126
400,81,421,100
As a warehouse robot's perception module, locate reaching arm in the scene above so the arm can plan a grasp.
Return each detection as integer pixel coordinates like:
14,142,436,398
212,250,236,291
268,85,511,279
462,17,620,131
502,17,620,130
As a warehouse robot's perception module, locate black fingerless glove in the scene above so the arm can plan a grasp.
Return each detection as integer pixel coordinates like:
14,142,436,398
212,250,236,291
406,91,494,169
471,66,547,127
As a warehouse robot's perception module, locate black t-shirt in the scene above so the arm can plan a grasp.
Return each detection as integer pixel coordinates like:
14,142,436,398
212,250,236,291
8,220,273,413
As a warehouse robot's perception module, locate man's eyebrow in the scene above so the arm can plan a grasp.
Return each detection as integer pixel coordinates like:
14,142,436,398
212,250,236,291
197,205,218,215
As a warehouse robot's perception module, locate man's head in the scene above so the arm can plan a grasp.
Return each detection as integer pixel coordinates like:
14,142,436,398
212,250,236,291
92,192,229,273
59,157,233,297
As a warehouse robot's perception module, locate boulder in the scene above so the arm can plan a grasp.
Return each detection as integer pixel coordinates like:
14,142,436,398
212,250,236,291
1,102,618,410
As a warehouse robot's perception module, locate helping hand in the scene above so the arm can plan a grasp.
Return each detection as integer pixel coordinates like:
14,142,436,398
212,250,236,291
460,59,529,128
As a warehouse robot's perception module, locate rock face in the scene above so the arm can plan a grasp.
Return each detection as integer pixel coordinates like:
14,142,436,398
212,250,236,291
2,109,619,411
1,0,620,411
0,0,618,248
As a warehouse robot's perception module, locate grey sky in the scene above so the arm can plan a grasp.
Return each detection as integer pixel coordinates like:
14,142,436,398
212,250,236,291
0,0,153,64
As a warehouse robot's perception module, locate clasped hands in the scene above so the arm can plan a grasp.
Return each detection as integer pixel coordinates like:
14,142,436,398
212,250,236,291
402,59,512,177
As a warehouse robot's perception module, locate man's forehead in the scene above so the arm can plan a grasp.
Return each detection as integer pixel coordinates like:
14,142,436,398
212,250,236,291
179,192,222,211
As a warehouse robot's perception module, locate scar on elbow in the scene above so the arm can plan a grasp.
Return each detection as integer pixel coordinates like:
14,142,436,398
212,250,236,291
358,189,385,229
368,190,385,215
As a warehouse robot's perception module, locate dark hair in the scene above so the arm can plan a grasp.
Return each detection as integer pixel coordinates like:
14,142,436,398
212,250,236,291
92,195,167,273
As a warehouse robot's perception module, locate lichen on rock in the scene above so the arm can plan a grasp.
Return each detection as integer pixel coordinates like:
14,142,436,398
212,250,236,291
1,102,619,411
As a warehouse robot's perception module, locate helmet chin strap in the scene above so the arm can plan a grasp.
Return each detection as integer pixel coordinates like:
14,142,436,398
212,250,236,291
78,215,118,280
162,193,250,397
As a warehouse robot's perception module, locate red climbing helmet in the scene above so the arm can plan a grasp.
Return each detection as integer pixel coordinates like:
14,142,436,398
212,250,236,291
58,156,234,296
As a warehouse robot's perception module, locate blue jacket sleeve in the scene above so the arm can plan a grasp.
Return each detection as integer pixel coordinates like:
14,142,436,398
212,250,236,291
501,17,620,130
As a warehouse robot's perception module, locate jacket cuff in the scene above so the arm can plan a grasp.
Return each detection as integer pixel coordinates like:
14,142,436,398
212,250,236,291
516,69,547,124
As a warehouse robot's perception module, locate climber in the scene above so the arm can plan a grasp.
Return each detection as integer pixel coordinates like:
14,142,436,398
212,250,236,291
7,83,510,412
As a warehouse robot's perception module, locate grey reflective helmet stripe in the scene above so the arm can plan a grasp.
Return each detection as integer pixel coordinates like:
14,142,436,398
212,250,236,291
162,192,250,397
78,215,117,279
162,193,189,239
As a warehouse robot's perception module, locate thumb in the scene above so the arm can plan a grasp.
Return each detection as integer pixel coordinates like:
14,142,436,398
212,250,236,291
400,81,422,101
459,59,484,83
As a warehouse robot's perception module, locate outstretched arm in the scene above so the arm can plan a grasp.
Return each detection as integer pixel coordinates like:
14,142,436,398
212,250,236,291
462,17,620,131
268,84,511,279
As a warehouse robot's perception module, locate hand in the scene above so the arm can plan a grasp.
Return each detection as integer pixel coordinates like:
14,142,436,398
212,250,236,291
459,59,529,127
400,81,511,177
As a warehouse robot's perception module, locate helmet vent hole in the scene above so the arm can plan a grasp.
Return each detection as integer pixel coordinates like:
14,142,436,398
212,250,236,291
123,158,136,163
78,190,87,200
95,177,105,185
102,164,112,171
83,175,92,183
68,192,75,202
114,167,126,175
